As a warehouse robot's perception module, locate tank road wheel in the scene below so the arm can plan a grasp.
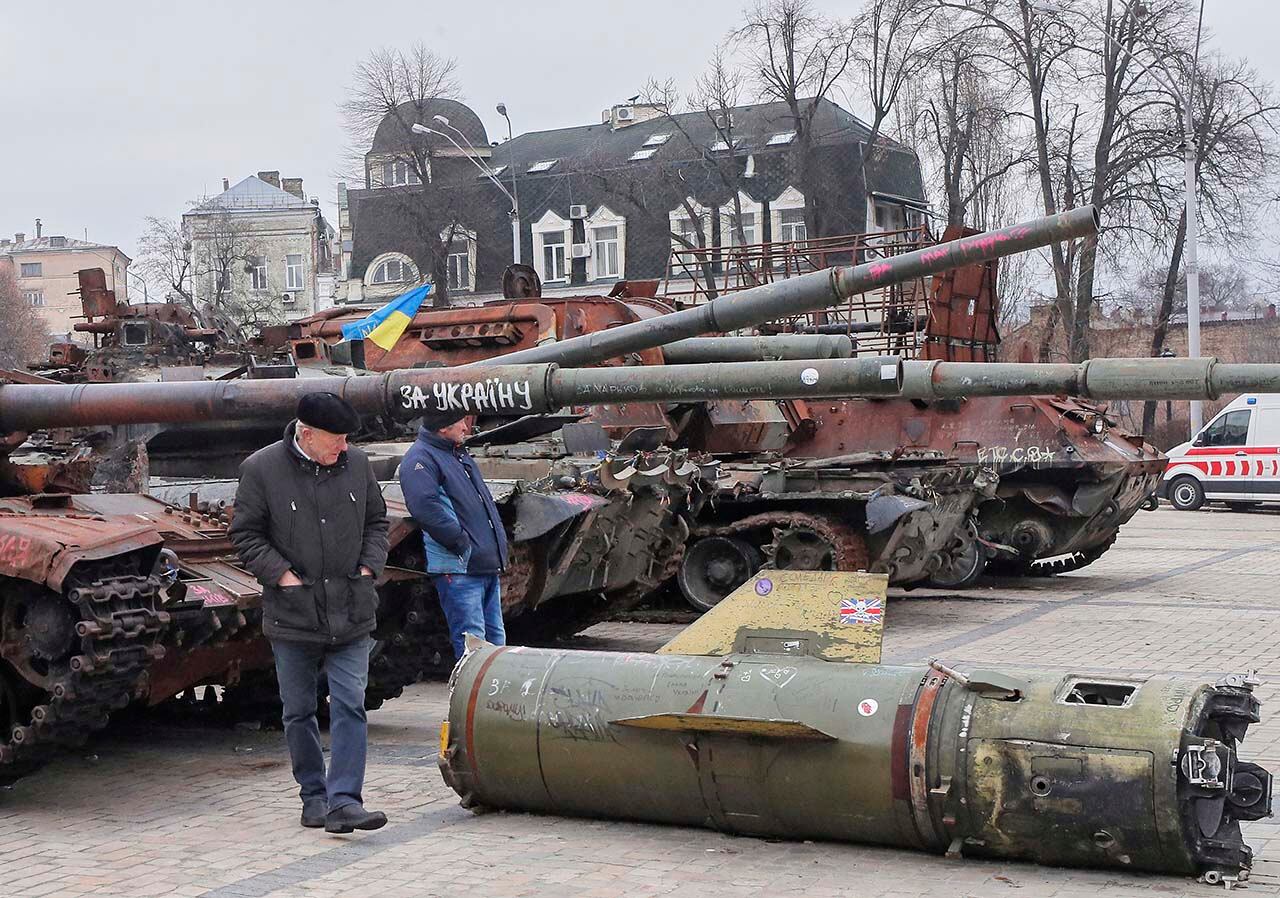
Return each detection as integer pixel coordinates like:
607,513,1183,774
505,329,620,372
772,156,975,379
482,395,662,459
768,528,840,571
677,537,763,613
927,522,987,589
1169,476,1205,511
683,512,870,612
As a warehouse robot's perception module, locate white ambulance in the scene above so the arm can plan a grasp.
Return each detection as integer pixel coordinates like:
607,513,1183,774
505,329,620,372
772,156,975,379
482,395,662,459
1161,394,1280,510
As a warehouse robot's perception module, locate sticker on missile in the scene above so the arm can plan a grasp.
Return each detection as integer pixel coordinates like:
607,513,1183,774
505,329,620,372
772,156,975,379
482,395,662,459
880,363,897,380
839,597,883,625
755,578,774,596
800,367,819,386
857,698,879,717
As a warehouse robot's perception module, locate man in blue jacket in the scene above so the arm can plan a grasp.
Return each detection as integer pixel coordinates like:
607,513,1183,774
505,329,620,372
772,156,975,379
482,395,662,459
399,411,508,659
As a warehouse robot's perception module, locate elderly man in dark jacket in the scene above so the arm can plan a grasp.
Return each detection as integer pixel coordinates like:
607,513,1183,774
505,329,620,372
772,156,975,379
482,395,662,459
399,411,507,660
229,392,390,834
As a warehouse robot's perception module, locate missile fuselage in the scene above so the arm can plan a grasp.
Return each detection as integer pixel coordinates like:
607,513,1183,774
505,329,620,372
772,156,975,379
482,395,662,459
441,644,1269,881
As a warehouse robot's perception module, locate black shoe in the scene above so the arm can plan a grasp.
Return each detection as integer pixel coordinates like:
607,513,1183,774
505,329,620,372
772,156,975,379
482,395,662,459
324,803,388,833
301,799,327,828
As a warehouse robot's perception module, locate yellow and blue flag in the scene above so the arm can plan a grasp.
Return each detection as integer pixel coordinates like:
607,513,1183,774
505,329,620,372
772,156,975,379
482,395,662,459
340,284,431,351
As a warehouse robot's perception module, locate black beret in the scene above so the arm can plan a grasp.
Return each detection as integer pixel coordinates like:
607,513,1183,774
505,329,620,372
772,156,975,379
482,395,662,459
419,409,468,432
297,392,361,434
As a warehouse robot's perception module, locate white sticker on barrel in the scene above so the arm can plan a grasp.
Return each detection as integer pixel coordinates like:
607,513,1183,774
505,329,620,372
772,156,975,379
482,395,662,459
801,367,820,386
858,698,878,717
880,363,897,380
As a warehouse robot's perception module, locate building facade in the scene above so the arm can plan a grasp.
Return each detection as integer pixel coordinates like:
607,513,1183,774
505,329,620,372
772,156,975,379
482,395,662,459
338,98,928,305
0,228,130,339
183,171,335,325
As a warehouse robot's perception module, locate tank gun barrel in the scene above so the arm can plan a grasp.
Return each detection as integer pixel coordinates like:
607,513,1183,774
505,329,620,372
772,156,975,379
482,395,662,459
902,358,1280,401
0,358,905,431
660,334,853,364
8,354,1280,432
482,206,1099,368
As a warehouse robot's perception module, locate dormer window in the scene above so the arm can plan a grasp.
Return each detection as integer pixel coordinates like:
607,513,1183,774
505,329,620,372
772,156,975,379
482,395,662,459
381,159,421,187
527,159,558,173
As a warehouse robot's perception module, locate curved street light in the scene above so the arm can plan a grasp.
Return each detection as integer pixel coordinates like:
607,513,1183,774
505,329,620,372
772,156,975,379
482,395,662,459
413,118,522,265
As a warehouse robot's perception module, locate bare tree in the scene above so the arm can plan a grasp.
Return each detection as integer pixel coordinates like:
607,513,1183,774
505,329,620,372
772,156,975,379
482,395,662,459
341,44,467,308
1139,54,1280,432
941,0,1078,360
915,15,1028,227
0,266,49,368
186,208,265,336
733,0,855,237
135,216,194,305
853,0,938,174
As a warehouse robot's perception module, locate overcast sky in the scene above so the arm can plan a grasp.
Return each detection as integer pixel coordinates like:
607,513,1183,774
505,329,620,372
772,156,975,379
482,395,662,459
1,0,1274,273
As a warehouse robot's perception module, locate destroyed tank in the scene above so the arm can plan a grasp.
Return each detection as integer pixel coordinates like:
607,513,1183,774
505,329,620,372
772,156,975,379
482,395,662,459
28,268,244,384
743,223,1169,585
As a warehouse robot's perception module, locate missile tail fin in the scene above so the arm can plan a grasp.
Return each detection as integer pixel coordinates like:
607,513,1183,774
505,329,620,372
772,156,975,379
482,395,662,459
657,570,888,663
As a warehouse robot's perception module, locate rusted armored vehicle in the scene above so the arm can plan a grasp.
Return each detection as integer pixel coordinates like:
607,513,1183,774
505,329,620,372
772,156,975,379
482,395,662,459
29,268,244,384
655,222,1169,592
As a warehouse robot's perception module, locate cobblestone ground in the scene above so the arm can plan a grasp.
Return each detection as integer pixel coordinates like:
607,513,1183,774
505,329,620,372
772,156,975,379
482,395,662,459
3,506,1280,897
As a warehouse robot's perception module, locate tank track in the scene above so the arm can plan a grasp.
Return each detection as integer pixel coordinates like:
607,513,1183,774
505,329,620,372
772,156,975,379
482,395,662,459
1,568,166,783
1025,532,1119,577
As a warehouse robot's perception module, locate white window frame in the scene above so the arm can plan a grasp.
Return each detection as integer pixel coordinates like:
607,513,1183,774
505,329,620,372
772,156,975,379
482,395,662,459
23,290,44,307
628,148,658,162
532,210,570,283
527,159,558,174
719,192,763,248
19,262,41,278
443,227,477,292
766,131,796,146
285,254,305,290
643,132,671,147
669,198,712,254
586,206,626,282
367,253,419,287
250,258,269,291
868,197,907,234
770,186,808,245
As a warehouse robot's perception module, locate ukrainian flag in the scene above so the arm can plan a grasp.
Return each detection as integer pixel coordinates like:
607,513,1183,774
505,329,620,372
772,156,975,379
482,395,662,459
340,284,431,351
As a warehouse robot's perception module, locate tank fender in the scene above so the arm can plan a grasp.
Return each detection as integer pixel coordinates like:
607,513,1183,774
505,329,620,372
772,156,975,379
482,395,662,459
866,493,930,534
511,490,610,542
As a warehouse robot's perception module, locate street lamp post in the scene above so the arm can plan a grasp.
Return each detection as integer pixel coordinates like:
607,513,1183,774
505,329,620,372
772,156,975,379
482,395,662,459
1030,0,1205,434
496,103,521,267
412,117,522,266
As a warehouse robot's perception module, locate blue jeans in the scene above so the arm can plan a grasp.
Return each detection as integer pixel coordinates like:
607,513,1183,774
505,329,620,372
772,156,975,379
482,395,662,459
432,574,505,659
271,636,371,812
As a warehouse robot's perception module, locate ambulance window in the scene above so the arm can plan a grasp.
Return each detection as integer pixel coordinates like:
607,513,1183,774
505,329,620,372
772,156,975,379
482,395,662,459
1253,408,1280,445
1202,409,1251,447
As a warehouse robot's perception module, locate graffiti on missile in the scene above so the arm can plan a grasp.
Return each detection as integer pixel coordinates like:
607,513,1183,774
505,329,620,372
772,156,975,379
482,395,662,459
398,378,534,413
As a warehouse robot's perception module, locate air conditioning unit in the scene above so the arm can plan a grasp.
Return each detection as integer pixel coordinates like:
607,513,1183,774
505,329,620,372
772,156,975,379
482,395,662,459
616,106,634,121
569,204,588,220
281,292,297,305
571,243,591,259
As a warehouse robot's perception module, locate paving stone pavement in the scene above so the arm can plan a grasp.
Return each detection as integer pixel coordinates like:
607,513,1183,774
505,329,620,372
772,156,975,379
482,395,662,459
3,506,1280,897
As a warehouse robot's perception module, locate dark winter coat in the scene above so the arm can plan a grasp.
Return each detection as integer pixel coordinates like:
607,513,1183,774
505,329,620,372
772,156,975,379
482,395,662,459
229,421,390,645
399,428,507,575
